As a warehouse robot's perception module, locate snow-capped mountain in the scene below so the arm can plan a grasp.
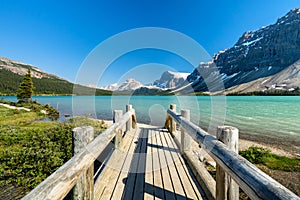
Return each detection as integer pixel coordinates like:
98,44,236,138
101,78,143,91
153,71,190,89
102,71,189,91
182,8,300,93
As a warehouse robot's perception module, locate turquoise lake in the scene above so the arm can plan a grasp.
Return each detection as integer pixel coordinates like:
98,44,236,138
4,96,300,143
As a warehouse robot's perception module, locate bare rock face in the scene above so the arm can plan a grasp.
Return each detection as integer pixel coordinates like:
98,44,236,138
154,71,190,89
186,8,300,92
224,60,300,93
0,56,59,79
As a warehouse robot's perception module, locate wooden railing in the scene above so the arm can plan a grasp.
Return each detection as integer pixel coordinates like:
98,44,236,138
22,105,136,200
165,104,300,200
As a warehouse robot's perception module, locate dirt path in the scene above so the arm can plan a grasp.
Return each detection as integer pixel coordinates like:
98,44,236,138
0,103,30,111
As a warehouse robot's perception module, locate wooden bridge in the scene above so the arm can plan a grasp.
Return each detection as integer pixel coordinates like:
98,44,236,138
22,105,299,200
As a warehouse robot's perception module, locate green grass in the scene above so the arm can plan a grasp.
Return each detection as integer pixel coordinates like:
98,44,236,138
0,105,108,192
240,146,300,172
263,154,300,172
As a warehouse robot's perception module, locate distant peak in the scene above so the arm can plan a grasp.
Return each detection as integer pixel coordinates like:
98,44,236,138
291,8,300,14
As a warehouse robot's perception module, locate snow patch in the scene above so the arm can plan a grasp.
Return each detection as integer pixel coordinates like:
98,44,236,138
220,72,239,80
241,37,263,46
288,88,295,92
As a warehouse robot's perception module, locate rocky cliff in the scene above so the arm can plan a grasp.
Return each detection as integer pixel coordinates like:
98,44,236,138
186,8,300,92
0,56,59,79
153,71,189,89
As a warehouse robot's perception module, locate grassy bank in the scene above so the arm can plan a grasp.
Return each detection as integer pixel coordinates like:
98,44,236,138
240,146,300,196
0,105,107,199
240,146,300,172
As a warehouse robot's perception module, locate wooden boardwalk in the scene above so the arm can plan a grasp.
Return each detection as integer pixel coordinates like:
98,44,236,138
94,124,206,200
23,105,299,200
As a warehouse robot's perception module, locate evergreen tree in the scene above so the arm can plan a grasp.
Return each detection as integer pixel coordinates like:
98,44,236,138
17,68,34,102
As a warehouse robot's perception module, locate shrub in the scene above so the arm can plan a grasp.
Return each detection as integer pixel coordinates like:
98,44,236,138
240,146,271,164
240,146,300,172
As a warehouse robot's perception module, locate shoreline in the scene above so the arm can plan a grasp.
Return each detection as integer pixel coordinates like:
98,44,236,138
239,133,300,158
101,120,299,158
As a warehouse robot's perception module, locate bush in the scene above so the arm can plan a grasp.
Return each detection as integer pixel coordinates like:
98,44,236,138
240,146,271,164
0,124,73,189
240,146,300,172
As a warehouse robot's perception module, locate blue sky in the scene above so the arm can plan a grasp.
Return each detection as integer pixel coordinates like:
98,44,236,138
0,0,299,86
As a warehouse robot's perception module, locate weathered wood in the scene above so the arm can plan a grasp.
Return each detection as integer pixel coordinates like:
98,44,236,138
170,104,176,134
165,129,204,199
159,129,186,199
132,111,137,129
167,108,300,200
216,126,239,200
144,129,154,200
72,126,94,200
97,129,139,200
110,128,140,200
126,105,133,132
180,109,191,153
113,110,123,149
22,109,135,200
155,129,176,200
183,151,216,200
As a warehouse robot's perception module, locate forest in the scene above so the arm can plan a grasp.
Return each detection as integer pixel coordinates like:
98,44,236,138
0,69,112,96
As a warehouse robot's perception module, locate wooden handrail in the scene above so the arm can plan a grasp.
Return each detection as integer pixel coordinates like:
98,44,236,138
166,108,300,200
22,108,136,200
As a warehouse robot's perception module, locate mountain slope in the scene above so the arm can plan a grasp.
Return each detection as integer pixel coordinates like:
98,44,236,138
185,8,300,93
224,59,300,94
153,71,190,89
0,57,112,95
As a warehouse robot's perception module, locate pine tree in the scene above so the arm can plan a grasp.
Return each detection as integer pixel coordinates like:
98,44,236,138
17,68,34,102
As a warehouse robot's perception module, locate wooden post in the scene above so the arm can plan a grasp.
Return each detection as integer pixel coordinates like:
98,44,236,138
170,104,177,134
126,104,133,132
181,109,191,153
216,126,239,200
113,110,123,148
72,126,94,200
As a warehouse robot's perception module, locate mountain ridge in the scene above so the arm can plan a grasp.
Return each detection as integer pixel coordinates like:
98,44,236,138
0,56,112,96
184,8,300,94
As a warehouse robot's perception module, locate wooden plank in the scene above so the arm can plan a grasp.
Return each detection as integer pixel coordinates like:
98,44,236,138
94,128,137,200
159,129,187,200
22,110,136,200
133,128,148,200
121,128,144,199
144,129,154,200
167,108,300,200
109,127,142,199
102,128,141,200
183,151,216,200
152,129,165,200
164,130,203,200
155,129,176,200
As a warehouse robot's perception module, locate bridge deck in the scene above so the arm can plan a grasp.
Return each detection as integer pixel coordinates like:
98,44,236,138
94,124,206,200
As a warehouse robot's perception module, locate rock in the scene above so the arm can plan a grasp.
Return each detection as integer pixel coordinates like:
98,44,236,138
154,71,190,89
184,8,300,93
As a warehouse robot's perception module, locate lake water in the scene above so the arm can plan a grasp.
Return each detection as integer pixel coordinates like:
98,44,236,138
4,96,300,143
